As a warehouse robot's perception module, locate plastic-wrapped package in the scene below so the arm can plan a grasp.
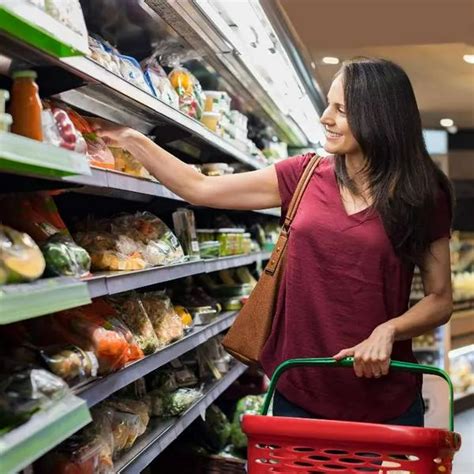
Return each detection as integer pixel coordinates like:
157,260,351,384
27,0,46,9
51,299,144,375
110,293,161,355
142,58,179,108
88,37,122,76
0,365,70,433
35,431,101,474
41,109,63,147
141,292,184,347
230,395,265,449
117,55,155,95
75,231,147,272
169,67,205,120
44,0,88,37
109,146,153,179
0,225,46,285
104,398,150,434
172,208,200,260
39,344,98,384
48,104,87,153
148,387,202,418
42,233,91,278
88,407,115,473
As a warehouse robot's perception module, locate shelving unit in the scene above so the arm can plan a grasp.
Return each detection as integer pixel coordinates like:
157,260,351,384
85,252,271,298
78,311,238,407
114,363,247,474
0,395,91,474
0,277,91,324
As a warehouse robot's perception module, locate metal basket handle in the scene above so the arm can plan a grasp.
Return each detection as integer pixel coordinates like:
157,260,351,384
261,357,455,431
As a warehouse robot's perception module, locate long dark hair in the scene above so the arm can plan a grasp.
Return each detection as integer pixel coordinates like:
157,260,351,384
335,58,454,267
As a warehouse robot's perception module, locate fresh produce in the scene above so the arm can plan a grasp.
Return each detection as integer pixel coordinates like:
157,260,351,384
230,395,264,449
42,233,91,278
0,366,70,433
0,225,45,284
201,404,232,452
169,67,205,119
149,387,202,417
111,293,161,355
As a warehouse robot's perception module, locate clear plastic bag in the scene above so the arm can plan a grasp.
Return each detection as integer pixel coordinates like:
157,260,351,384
88,407,115,473
49,105,88,153
44,0,88,37
0,366,70,433
109,147,153,179
88,37,122,76
169,67,205,120
110,293,161,355
148,387,202,417
0,225,45,285
118,55,155,95
141,292,184,347
142,57,179,108
39,344,98,384
41,233,91,278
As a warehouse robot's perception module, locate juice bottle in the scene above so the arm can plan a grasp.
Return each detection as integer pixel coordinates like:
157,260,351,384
10,70,43,141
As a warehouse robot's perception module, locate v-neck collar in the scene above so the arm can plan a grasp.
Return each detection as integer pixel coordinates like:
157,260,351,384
330,166,377,231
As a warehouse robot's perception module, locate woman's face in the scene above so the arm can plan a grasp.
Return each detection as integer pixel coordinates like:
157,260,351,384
320,74,361,156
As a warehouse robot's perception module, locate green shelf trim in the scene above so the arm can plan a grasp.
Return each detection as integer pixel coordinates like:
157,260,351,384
0,277,91,324
0,6,83,58
0,396,91,474
0,132,91,178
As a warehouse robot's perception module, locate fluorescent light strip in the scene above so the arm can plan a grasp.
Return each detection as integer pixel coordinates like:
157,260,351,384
449,344,474,359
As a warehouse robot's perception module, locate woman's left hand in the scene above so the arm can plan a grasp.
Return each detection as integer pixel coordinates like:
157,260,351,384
332,323,396,378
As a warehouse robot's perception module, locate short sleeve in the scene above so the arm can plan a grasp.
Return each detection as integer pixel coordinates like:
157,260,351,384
275,153,314,220
428,189,452,243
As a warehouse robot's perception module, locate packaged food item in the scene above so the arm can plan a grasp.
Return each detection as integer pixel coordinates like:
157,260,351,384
104,398,150,435
109,146,153,179
230,395,265,450
9,70,43,141
0,366,70,433
200,404,232,452
36,431,101,474
141,292,184,346
88,37,122,76
0,225,45,285
200,112,221,132
172,208,200,260
48,104,87,153
42,233,91,278
39,344,98,384
198,241,220,259
111,293,161,355
203,91,231,114
216,228,245,256
52,299,144,374
118,55,155,95
67,110,115,169
174,305,193,330
88,407,115,473
142,57,179,108
44,0,88,37
169,67,205,119
149,387,202,417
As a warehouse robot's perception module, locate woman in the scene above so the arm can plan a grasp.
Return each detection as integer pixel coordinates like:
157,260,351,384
94,58,453,426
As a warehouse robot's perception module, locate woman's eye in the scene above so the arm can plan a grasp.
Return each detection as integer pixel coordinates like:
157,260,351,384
338,108,346,115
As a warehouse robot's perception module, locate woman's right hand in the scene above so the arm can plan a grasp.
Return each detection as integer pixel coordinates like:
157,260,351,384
89,118,144,148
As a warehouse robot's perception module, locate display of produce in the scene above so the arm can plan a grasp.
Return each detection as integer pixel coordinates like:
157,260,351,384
9,70,43,141
0,225,46,285
75,212,185,271
230,395,264,450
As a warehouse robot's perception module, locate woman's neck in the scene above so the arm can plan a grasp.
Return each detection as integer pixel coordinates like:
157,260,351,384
344,151,371,198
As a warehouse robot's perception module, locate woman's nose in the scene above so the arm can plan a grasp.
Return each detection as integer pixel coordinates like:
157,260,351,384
320,107,334,126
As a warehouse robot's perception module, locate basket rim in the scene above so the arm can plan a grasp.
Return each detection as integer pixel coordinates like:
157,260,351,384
242,414,462,452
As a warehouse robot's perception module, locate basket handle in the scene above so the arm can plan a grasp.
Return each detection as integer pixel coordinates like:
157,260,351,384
261,357,455,431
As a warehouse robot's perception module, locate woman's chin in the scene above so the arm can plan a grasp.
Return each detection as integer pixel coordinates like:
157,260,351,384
323,142,340,154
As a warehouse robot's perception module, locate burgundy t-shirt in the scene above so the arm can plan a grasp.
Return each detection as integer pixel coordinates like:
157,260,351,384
260,154,451,423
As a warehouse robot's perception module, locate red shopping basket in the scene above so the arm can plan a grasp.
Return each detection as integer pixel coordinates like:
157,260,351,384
243,358,462,473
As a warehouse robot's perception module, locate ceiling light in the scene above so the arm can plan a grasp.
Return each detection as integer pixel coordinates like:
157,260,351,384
447,126,458,134
463,54,474,64
322,56,340,65
440,118,454,127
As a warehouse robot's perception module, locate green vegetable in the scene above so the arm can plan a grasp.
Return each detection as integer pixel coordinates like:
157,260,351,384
202,404,231,452
42,234,91,277
230,395,264,449
150,388,202,417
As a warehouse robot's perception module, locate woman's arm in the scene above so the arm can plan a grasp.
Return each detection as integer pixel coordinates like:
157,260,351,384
333,237,453,378
93,122,281,211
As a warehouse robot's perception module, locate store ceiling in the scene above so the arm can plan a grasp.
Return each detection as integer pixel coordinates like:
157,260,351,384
277,0,474,129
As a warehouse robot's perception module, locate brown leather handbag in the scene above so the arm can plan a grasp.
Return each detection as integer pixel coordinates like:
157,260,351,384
222,154,322,366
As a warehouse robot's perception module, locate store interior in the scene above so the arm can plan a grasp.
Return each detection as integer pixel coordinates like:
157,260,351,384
0,0,473,473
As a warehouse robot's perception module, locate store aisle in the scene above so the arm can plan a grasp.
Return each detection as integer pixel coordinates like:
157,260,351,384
453,409,474,473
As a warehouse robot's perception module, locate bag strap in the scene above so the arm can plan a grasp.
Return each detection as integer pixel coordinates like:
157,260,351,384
283,154,322,231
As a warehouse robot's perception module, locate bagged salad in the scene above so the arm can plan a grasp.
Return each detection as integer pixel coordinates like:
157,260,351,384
142,56,179,108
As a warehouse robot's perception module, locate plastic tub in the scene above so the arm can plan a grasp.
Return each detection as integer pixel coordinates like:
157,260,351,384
201,111,221,132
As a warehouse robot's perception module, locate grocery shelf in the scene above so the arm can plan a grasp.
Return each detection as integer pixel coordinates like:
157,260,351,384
0,277,91,324
0,1,88,57
0,395,91,474
78,311,238,407
0,132,91,179
454,387,474,414
84,252,271,297
114,362,247,473
55,58,266,170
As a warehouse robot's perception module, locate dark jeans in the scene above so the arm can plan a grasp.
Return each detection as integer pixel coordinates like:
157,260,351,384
273,390,425,427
